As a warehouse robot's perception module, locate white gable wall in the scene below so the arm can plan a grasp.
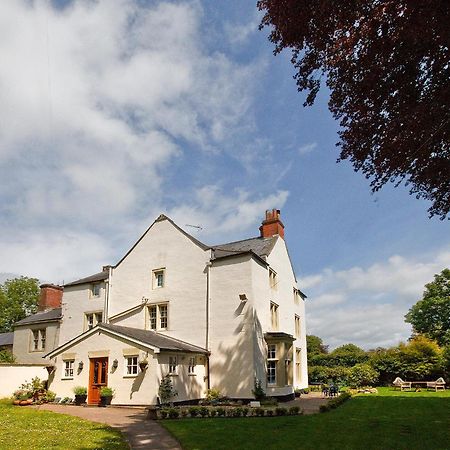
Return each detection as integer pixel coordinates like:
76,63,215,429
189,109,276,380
109,219,210,349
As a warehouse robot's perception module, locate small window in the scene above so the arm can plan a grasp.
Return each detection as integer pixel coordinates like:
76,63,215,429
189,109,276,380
91,283,101,298
270,302,279,331
31,329,46,351
147,303,168,331
152,269,165,289
269,269,277,289
169,356,177,374
125,356,139,376
267,344,277,385
85,312,102,331
295,315,301,338
63,360,74,379
188,356,196,374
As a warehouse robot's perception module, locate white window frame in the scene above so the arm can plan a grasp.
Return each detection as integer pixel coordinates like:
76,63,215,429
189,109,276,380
91,283,101,298
148,303,168,331
269,268,277,289
85,312,103,331
267,343,277,385
152,268,165,289
124,355,139,377
270,302,279,331
63,360,74,379
295,315,301,338
168,356,177,375
30,329,46,352
296,348,301,382
188,356,196,375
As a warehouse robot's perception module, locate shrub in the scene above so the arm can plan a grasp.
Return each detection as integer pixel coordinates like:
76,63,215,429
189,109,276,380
348,364,379,388
319,404,331,413
216,407,226,417
45,391,56,402
159,375,178,406
301,388,310,394
189,406,200,417
181,409,188,418
321,392,352,413
242,407,249,417
73,386,87,396
0,349,15,363
168,408,179,419
252,378,266,400
160,410,169,419
275,407,288,416
261,398,278,407
199,407,209,417
61,397,72,404
232,407,243,417
205,388,222,403
266,409,273,416
255,407,265,417
209,408,217,417
289,406,300,415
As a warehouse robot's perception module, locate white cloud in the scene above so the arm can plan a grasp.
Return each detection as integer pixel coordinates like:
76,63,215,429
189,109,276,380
302,249,450,349
298,142,317,155
225,12,261,45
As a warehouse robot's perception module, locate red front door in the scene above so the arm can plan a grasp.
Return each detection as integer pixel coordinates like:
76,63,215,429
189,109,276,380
88,357,108,404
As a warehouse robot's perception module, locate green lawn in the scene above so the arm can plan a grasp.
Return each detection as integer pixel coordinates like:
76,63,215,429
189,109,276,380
162,388,450,450
0,399,128,450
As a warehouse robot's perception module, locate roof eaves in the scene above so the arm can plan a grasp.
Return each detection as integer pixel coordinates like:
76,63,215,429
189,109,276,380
211,250,268,267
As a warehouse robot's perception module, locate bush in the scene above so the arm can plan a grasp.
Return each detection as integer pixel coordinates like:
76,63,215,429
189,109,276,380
266,409,273,416
242,407,249,417
61,397,72,404
320,392,352,413
209,408,217,417
275,407,288,416
231,407,243,417
252,378,266,400
99,386,114,397
205,388,222,403
260,398,278,407
160,410,169,419
319,404,330,413
45,391,56,402
348,364,379,388
0,349,15,363
308,365,351,384
255,407,265,417
159,375,178,406
181,409,188,417
188,406,200,417
289,406,300,415
199,407,209,417
168,408,179,419
216,407,225,417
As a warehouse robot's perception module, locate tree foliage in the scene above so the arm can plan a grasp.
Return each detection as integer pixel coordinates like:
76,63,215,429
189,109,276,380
0,277,40,333
405,268,450,346
348,363,379,387
306,335,328,355
258,0,450,218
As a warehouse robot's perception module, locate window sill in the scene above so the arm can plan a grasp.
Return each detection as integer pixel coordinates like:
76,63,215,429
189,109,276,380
123,374,139,378
188,373,197,376
168,373,178,377
61,377,74,381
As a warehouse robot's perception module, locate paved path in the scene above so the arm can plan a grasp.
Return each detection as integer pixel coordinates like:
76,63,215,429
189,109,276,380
34,404,182,450
284,391,330,414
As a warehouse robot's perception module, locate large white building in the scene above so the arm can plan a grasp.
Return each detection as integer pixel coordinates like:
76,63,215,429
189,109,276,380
37,209,308,405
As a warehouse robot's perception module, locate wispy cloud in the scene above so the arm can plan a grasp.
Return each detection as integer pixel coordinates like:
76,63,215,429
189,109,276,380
301,249,450,349
298,142,317,156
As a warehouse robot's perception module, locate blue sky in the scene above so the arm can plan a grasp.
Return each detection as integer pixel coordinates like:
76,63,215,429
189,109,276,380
0,0,448,349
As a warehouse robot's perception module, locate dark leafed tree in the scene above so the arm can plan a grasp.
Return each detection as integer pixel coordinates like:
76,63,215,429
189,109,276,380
258,0,450,218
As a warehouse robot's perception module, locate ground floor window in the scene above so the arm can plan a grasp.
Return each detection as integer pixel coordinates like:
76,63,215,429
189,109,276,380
125,356,138,376
267,343,277,385
63,360,74,379
188,356,196,374
169,356,177,374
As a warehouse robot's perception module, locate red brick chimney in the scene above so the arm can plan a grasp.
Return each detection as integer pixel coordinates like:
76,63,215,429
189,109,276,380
259,209,285,239
38,284,63,311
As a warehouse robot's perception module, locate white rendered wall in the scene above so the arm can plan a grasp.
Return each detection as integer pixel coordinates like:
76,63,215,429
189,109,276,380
0,364,48,398
48,331,206,405
108,219,210,349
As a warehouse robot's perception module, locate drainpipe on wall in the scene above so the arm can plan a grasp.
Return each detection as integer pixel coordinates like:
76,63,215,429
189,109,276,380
104,266,112,323
205,260,212,390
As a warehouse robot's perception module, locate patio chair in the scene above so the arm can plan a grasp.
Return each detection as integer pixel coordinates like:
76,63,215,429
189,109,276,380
329,385,339,397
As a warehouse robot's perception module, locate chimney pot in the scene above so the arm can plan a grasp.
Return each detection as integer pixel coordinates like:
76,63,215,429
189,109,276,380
259,209,285,239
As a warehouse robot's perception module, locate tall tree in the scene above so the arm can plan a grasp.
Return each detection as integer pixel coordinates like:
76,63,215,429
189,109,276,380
0,277,40,332
405,268,450,346
258,0,450,219
306,334,329,354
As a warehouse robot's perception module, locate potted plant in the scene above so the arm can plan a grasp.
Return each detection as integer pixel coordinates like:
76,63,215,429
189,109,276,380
73,386,88,405
99,386,114,406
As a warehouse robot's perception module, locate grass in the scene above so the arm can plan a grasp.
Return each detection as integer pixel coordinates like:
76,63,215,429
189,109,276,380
0,399,128,450
162,388,450,450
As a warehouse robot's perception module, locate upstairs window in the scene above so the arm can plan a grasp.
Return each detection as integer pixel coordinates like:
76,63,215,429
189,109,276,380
91,283,101,298
152,269,165,289
148,304,168,331
31,329,46,352
296,348,301,382
269,269,277,289
85,312,103,331
270,302,279,331
295,315,301,338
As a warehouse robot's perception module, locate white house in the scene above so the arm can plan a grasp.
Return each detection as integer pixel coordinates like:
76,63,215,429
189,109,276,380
45,209,308,405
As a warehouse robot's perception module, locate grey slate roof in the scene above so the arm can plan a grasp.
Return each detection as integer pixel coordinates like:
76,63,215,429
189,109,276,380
64,271,108,287
15,308,62,326
0,332,14,346
101,323,208,354
211,236,277,260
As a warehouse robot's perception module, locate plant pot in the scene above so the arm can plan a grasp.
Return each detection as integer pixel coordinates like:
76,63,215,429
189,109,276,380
13,400,21,405
74,394,87,406
99,395,112,407
19,400,29,406
295,392,301,398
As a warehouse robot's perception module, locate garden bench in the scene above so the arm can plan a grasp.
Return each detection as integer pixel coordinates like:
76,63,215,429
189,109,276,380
392,377,412,391
426,378,446,391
